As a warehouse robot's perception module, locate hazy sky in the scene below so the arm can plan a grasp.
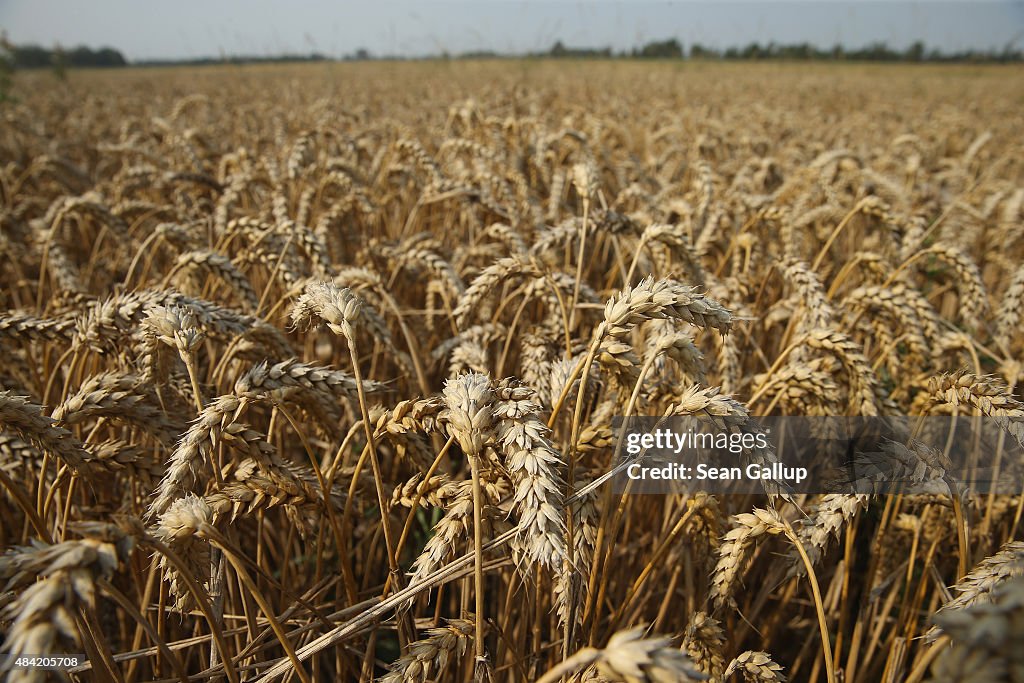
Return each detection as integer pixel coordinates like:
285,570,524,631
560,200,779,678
2,1,1022,61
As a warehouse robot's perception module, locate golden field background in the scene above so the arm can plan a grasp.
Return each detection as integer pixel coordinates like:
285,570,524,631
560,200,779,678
1,60,1023,682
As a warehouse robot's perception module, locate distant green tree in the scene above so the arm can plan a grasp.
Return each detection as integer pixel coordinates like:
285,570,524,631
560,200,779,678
638,38,683,59
740,42,765,59
13,44,51,67
690,43,717,59
853,41,900,61
95,47,127,66
10,43,126,68
67,46,125,67
905,41,925,62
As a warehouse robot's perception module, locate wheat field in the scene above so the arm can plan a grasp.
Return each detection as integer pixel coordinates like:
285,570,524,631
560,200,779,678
1,60,1023,682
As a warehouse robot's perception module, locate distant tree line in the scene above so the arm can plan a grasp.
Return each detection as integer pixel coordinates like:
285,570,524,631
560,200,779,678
2,39,330,70
7,43,127,68
685,40,1022,63
524,38,1022,63
340,38,1022,63
133,53,328,67
2,36,1021,70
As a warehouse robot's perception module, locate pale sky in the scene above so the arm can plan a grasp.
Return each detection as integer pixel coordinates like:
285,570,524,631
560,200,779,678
1,1,1022,61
